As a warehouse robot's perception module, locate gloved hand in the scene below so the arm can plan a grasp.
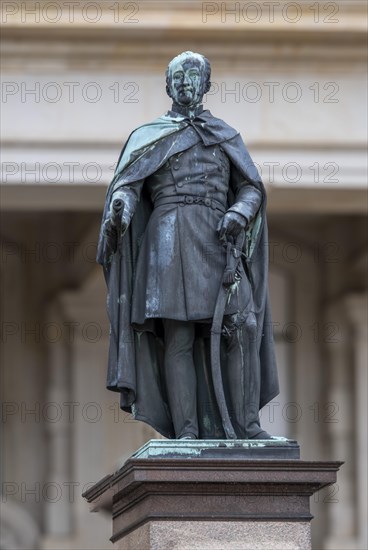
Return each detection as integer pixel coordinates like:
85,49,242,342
102,198,128,255
217,211,247,241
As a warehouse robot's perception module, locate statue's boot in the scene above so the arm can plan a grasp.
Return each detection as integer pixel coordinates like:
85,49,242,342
223,311,271,439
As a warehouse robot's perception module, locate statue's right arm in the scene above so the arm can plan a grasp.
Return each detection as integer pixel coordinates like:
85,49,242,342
103,179,145,252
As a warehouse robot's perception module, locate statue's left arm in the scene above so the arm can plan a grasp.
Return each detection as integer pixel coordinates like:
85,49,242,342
227,163,263,223
217,161,262,240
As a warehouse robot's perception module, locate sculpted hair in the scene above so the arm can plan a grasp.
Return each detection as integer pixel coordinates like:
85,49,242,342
165,51,211,97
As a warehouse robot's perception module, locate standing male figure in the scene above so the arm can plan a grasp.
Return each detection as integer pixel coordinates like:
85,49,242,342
97,51,279,440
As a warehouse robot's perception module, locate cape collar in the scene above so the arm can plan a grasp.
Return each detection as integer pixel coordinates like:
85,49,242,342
165,109,239,146
114,110,240,179
169,103,204,118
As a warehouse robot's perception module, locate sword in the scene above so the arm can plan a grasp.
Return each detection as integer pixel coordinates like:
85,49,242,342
210,231,245,440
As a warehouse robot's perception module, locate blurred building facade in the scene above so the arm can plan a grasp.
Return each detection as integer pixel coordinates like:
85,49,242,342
1,2,367,549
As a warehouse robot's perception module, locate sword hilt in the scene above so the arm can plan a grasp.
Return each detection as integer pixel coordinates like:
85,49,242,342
222,231,245,286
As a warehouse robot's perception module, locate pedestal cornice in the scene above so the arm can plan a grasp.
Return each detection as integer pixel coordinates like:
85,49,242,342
83,445,342,544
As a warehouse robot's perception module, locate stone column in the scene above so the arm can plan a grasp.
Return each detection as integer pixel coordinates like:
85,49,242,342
323,294,368,550
43,302,72,537
323,301,356,549
345,293,368,550
84,440,341,550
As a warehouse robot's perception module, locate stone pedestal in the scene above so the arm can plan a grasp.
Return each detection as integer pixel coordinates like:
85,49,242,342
83,440,341,550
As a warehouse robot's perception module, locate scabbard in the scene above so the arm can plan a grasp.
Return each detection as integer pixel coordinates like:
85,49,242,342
210,231,245,440
210,283,237,439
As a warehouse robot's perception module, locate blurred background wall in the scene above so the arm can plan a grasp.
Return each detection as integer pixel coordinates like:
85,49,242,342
1,1,367,548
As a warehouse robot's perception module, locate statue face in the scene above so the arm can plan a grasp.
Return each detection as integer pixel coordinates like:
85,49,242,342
168,56,206,107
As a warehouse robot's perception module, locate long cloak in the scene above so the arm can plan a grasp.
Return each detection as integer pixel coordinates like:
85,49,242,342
97,110,279,438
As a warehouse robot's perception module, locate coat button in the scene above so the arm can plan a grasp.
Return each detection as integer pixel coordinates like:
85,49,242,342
173,165,179,170
177,182,183,187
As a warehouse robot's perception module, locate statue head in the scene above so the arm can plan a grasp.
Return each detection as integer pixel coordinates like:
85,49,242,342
166,51,211,108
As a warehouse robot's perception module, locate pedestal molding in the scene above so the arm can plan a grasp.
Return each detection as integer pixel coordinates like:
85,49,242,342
83,454,342,546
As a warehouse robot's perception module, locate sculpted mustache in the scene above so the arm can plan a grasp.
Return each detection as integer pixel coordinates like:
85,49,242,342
178,86,194,93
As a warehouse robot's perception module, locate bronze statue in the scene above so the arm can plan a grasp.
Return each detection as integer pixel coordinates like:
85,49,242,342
97,51,279,440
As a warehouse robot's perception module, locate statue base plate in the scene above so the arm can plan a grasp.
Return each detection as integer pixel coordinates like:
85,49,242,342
131,438,300,460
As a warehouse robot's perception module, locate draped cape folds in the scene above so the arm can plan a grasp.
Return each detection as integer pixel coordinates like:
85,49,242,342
97,110,279,438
